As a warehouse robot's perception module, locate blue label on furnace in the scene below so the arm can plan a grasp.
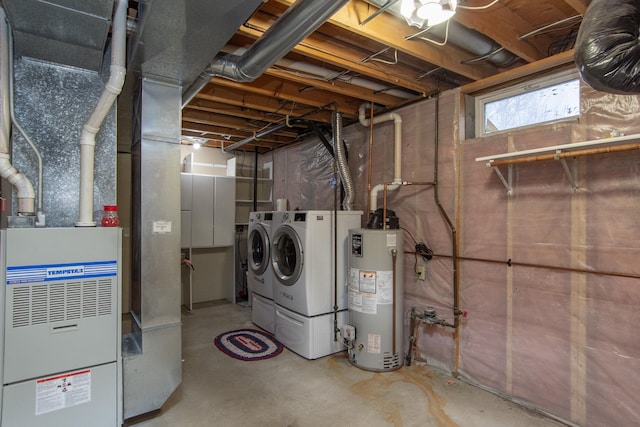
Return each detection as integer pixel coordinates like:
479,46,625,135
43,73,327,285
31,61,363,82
6,261,117,284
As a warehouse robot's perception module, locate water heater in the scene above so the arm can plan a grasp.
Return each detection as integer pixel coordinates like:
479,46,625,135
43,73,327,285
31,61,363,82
346,211,404,371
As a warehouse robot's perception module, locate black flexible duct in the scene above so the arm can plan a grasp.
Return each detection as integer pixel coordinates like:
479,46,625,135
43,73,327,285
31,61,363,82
575,0,640,94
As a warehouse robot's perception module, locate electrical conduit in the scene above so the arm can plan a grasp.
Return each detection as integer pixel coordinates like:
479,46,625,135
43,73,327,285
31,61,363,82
0,6,35,216
358,103,403,212
76,0,127,226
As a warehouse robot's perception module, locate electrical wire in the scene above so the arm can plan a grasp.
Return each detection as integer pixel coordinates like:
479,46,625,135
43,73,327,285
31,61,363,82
458,0,501,10
417,19,451,47
400,226,434,273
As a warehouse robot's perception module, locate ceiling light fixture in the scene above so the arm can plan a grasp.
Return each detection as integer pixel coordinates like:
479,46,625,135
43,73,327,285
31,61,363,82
400,0,457,27
193,142,201,150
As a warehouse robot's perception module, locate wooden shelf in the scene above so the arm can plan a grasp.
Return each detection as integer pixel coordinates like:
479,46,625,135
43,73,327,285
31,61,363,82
475,133,640,195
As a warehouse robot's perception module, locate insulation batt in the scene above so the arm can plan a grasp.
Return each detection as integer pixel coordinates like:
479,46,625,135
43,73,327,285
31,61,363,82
575,0,640,94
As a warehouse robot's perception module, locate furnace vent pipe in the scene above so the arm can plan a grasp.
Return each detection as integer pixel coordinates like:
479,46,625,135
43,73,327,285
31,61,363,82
358,103,402,212
575,0,640,94
332,111,355,210
181,0,350,107
0,7,35,215
76,0,127,226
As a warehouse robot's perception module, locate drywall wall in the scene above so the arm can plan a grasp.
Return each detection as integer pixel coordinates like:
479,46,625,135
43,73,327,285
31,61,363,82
270,81,640,426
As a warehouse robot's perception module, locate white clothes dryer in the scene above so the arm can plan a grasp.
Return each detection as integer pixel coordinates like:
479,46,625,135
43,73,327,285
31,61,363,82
247,211,274,299
270,210,362,316
248,211,275,333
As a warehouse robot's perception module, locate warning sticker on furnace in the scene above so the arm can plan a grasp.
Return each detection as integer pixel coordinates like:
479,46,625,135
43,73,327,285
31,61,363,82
36,369,91,416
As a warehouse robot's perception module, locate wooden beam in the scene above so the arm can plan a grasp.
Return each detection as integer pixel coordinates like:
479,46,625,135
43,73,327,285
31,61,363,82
193,85,335,123
186,99,291,123
182,108,299,138
240,13,436,95
454,6,546,64
211,76,361,116
265,67,409,107
460,49,575,94
181,122,296,145
272,0,498,81
564,0,589,15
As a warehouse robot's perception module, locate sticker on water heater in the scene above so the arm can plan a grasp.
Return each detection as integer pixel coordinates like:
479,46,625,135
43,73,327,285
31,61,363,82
152,220,172,233
359,270,376,293
348,290,363,312
349,290,378,314
348,268,360,290
367,333,381,354
35,369,91,416
386,233,397,247
376,271,394,305
361,293,377,314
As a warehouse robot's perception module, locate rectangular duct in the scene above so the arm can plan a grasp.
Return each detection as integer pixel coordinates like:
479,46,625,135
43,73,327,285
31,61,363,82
2,0,114,71
123,78,182,419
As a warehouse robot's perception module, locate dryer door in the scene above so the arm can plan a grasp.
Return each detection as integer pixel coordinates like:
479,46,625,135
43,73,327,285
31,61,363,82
248,224,270,275
271,225,303,286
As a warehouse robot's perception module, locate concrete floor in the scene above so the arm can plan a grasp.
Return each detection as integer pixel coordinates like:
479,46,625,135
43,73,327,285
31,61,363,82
126,301,565,427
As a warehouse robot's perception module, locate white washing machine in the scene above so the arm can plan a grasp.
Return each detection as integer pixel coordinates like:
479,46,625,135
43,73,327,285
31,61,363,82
248,211,275,333
271,210,362,316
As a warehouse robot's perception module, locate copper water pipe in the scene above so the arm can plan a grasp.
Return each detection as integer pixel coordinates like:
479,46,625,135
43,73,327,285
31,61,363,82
489,142,640,167
366,102,374,218
391,248,398,355
382,181,436,230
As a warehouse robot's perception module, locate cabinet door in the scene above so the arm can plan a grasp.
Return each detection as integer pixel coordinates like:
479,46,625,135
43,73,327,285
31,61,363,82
213,177,236,247
180,173,192,210
180,211,191,248
191,175,214,247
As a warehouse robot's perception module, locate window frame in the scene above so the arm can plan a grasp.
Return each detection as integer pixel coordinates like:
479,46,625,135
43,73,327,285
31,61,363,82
474,69,581,137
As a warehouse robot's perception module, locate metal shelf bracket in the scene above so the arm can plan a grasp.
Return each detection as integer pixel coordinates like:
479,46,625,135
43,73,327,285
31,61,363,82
556,152,578,192
489,164,513,196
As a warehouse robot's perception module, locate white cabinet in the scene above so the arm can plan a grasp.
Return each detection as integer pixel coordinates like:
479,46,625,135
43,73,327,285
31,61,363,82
180,211,191,248
181,173,235,248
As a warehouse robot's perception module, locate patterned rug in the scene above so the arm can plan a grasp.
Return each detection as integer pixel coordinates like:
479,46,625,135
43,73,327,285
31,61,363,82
214,329,283,361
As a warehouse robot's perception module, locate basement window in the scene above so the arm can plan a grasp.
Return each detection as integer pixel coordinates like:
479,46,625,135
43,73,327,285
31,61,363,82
475,70,580,136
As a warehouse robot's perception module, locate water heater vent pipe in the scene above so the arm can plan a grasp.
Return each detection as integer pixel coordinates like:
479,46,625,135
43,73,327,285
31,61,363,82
358,103,402,212
76,0,127,226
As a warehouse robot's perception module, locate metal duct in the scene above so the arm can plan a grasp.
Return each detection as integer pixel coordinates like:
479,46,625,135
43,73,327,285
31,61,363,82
364,0,519,67
127,0,264,85
414,20,519,67
222,46,419,99
182,0,351,107
1,0,113,71
123,79,182,420
574,0,640,94
332,111,355,210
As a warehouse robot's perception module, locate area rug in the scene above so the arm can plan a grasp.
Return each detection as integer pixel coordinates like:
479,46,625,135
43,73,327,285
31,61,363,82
214,329,283,361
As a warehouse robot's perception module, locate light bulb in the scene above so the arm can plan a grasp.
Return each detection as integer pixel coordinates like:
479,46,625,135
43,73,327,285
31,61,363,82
400,0,416,18
417,2,442,19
